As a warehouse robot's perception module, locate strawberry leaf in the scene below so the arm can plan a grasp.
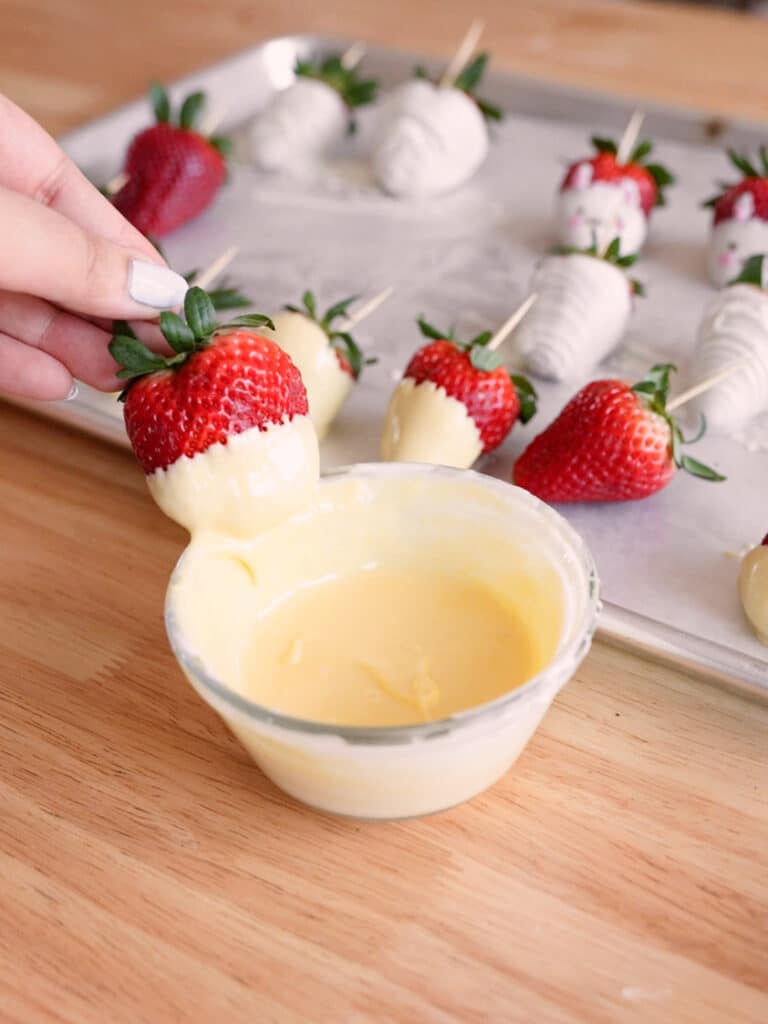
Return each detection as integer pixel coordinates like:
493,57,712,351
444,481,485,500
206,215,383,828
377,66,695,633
728,150,760,178
184,287,217,340
680,414,707,445
302,291,317,319
216,313,275,332
417,317,446,341
160,311,196,352
295,55,378,111
109,335,168,374
631,279,646,297
604,237,621,262
477,98,503,122
591,136,617,154
179,91,205,131
112,319,137,340
330,331,363,378
631,139,653,163
761,145,768,177
209,135,233,158
679,455,726,482
511,374,538,424
469,346,502,371
454,53,488,93
729,253,765,288
469,331,493,348
322,295,359,329
207,287,252,311
149,81,171,124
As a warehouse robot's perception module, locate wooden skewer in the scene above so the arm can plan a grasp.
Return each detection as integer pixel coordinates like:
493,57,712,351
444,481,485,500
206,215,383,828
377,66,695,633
105,170,130,195
337,286,395,332
193,245,240,291
340,42,367,71
615,109,645,165
439,18,485,89
487,293,538,351
666,360,750,412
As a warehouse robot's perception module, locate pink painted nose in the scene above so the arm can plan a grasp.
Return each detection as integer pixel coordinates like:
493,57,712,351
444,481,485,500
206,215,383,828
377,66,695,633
718,251,737,267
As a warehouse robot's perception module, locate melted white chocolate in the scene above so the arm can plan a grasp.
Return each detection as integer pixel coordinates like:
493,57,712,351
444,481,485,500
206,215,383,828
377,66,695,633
380,377,483,468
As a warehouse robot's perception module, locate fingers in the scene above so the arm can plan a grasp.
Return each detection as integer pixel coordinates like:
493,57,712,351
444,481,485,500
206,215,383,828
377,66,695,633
0,185,188,320
0,93,159,259
0,290,121,392
0,333,74,401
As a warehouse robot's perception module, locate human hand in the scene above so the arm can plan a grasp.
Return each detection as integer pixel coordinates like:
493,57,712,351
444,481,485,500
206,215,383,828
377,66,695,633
0,94,188,402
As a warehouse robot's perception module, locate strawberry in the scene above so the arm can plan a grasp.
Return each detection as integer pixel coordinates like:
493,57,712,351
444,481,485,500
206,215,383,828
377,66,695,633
403,318,537,452
108,288,306,475
414,52,503,123
703,149,768,225
112,83,230,237
283,290,376,378
294,54,378,126
562,136,675,216
513,364,724,503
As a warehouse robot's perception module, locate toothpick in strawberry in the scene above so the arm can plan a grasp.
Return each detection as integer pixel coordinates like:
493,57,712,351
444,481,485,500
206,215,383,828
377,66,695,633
109,287,319,536
704,149,768,286
111,83,231,237
557,134,674,257
513,363,724,504
381,317,536,469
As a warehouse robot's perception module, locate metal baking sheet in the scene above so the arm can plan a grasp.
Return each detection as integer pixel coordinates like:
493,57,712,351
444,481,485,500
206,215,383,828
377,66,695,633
15,34,768,692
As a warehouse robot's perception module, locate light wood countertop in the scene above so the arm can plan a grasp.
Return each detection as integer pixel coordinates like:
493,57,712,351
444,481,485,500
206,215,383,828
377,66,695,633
1,2,767,1022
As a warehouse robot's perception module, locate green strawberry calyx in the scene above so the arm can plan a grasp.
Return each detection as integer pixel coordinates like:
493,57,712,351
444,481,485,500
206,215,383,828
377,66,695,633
703,148,768,208
417,317,537,423
554,236,646,296
284,290,377,379
109,287,274,400
294,55,378,125
415,52,502,123
629,363,725,481
148,82,232,158
727,253,767,289
590,135,675,207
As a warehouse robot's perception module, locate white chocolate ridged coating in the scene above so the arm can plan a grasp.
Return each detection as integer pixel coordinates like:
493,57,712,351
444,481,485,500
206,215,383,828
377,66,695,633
251,79,348,172
513,254,632,382
265,312,353,439
372,80,489,199
380,378,483,469
689,284,768,433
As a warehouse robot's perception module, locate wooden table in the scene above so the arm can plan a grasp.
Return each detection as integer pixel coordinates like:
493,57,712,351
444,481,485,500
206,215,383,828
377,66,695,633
1,2,767,1021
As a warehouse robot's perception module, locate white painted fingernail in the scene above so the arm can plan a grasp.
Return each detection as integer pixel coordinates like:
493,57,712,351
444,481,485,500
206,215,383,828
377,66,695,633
129,260,188,309
65,383,79,401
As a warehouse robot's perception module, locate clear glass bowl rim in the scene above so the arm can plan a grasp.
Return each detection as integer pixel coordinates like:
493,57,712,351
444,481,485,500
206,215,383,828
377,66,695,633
165,462,601,746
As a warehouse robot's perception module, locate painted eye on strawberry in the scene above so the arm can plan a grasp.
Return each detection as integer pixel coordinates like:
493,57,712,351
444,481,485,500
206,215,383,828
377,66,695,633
0,90,189,403
109,286,320,538
513,363,725,504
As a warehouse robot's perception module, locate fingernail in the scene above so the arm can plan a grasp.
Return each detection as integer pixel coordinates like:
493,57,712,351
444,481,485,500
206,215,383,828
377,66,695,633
65,383,79,401
129,260,188,310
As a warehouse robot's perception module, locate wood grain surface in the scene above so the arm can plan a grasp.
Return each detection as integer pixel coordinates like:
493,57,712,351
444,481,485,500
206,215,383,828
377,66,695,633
1,2,767,1022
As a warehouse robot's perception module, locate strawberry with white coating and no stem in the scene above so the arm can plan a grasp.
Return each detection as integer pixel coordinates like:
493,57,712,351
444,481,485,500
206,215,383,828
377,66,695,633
689,253,768,433
109,287,319,538
704,149,768,286
513,238,642,383
381,317,536,469
556,134,674,257
251,54,378,172
513,363,724,504
266,291,377,438
373,54,501,199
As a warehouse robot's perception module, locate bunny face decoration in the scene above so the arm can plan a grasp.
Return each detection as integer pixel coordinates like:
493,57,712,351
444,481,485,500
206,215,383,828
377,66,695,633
556,163,647,257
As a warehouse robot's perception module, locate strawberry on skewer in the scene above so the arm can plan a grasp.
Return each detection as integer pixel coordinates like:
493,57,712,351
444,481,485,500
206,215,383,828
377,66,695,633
739,532,768,646
381,316,537,469
109,287,319,537
112,83,231,237
557,130,674,257
704,148,768,286
513,363,724,504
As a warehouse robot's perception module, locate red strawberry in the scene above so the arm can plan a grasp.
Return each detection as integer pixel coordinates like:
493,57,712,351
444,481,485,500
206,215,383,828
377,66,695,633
112,83,230,237
514,364,724,503
561,136,675,216
704,150,768,225
109,288,306,475
283,290,376,380
402,319,537,453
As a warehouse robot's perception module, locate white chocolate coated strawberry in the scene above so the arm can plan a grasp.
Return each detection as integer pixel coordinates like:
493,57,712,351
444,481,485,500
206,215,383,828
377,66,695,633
372,80,488,199
556,179,647,257
513,254,632,382
708,217,768,287
380,378,483,468
266,312,353,439
251,79,348,171
689,283,768,432
739,542,768,645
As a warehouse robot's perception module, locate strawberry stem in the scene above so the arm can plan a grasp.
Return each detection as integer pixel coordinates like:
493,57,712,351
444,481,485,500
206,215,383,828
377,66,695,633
284,290,373,379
